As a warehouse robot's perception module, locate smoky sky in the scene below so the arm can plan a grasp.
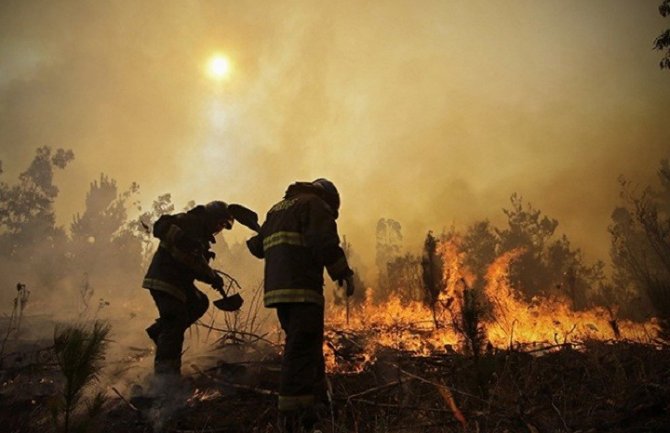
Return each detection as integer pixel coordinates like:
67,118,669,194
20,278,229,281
1,0,669,273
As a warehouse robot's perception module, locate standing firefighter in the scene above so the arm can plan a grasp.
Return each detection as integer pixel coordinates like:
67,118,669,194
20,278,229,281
247,178,355,432
143,201,234,380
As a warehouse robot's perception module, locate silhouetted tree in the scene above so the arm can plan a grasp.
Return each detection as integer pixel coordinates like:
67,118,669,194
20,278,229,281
654,0,670,69
610,160,670,333
0,147,74,247
496,194,559,298
421,231,444,327
375,218,402,300
462,220,498,282
0,147,74,293
131,193,175,263
71,174,135,245
496,194,602,308
386,253,422,301
547,235,605,310
459,283,487,359
69,174,144,300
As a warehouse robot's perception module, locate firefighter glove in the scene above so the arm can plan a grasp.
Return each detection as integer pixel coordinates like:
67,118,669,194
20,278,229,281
339,274,355,297
211,274,224,291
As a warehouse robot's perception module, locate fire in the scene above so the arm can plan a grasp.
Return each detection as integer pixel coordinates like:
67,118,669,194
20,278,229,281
325,239,659,373
325,291,453,373
187,388,223,404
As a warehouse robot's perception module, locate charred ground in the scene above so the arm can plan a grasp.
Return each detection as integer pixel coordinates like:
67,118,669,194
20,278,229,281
1,331,669,433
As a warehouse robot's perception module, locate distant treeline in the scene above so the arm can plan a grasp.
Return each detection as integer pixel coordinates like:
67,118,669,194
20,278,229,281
0,146,259,315
0,147,669,334
367,162,670,335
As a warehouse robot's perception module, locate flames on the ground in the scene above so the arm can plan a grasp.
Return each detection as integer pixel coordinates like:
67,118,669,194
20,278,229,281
187,388,223,404
325,239,659,373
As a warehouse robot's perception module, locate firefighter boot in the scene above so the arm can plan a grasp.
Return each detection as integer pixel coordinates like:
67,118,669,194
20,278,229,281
278,410,302,433
300,406,321,433
278,408,323,433
146,321,161,345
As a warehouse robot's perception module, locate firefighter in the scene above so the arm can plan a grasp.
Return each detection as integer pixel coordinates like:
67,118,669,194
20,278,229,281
143,201,233,379
247,178,355,432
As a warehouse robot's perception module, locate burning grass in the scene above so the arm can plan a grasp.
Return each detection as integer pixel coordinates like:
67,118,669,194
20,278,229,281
324,244,660,375
0,319,668,432
97,339,670,432
1,240,667,431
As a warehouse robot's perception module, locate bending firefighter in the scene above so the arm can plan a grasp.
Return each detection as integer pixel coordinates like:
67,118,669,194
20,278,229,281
247,178,355,432
143,201,234,378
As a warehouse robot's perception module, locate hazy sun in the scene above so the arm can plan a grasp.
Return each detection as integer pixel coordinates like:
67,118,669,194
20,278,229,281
207,54,231,80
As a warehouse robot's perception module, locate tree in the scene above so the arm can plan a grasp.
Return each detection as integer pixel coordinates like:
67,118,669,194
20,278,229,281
462,220,498,282
375,218,403,300
386,253,422,301
51,321,110,433
495,194,602,307
421,231,444,327
0,147,74,293
131,193,175,264
70,174,135,244
654,0,670,69
495,194,558,299
456,282,487,359
69,174,144,301
0,147,74,247
610,160,670,332
545,235,605,310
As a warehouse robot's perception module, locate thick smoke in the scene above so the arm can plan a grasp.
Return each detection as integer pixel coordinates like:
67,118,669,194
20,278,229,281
1,0,669,299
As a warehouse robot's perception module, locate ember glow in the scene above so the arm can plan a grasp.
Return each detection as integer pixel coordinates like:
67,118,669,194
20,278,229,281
325,239,659,373
188,388,223,404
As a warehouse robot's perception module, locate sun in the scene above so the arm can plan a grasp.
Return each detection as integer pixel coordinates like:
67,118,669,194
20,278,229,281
207,54,231,80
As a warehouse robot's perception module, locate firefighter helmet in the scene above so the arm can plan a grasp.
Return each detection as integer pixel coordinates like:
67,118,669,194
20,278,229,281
204,201,234,231
312,178,340,218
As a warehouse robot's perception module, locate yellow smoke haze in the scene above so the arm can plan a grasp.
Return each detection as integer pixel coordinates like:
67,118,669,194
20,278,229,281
1,0,669,271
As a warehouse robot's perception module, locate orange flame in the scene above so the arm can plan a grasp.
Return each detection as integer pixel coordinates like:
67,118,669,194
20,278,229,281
325,239,659,373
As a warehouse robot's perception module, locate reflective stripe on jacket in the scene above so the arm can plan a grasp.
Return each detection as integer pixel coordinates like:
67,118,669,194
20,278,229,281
142,277,187,302
247,192,352,307
142,207,218,301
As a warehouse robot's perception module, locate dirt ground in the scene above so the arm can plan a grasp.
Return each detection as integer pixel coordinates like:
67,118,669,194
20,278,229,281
1,328,669,433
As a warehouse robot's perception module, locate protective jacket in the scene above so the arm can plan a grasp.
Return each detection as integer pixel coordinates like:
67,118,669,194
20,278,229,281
142,206,219,302
247,184,353,307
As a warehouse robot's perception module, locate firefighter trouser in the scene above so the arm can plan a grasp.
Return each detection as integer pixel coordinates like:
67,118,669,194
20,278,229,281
148,287,209,375
276,302,326,413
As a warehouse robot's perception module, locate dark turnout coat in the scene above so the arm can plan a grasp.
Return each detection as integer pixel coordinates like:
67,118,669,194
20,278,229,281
247,187,353,307
142,206,219,302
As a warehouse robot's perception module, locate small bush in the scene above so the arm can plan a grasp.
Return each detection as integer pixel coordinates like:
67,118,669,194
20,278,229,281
50,320,111,433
